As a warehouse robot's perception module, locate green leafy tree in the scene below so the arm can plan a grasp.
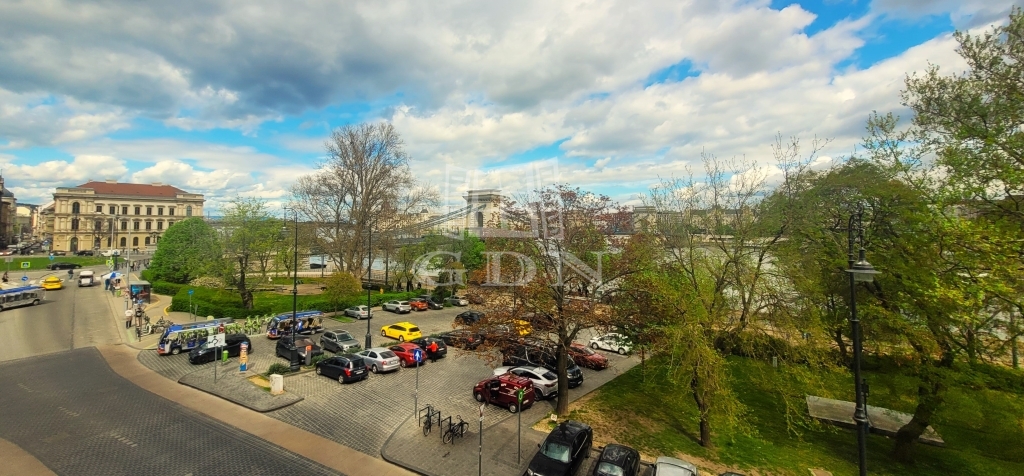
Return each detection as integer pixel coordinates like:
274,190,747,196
322,272,362,313
149,217,221,284
221,198,283,310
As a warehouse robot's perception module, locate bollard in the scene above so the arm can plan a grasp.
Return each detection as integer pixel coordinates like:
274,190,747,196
222,349,229,362
270,374,284,395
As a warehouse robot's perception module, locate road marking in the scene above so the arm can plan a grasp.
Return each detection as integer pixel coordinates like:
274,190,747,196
109,432,139,448
56,406,80,417
16,383,33,392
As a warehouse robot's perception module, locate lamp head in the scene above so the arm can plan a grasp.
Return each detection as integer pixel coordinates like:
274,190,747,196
845,259,880,283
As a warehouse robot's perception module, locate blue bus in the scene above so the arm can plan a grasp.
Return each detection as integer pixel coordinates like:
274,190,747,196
265,311,325,339
0,286,45,311
157,318,234,355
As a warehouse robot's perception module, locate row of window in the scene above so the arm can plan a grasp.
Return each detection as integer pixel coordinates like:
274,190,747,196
69,202,193,217
69,219,175,231
71,236,158,249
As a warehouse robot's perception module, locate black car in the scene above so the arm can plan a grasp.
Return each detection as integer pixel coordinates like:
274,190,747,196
455,310,485,326
48,262,82,270
315,354,368,383
74,250,95,256
593,444,641,476
275,336,325,362
320,329,361,353
417,294,444,310
188,334,253,365
438,329,484,350
504,343,584,388
409,337,448,359
527,420,593,476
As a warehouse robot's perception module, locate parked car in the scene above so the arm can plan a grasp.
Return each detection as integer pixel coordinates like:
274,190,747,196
47,262,81,270
653,456,699,476
568,342,609,370
275,336,324,361
417,295,444,310
100,249,121,257
503,343,584,388
41,276,63,290
589,333,632,355
188,334,253,365
74,250,94,256
409,336,448,359
526,420,593,476
455,310,484,326
77,270,96,287
389,342,427,367
473,373,535,413
382,300,412,313
50,250,67,256
493,366,558,400
408,298,429,311
0,249,13,256
447,295,469,306
438,329,484,350
593,444,642,476
320,329,361,353
380,321,422,342
344,305,373,319
356,347,401,373
314,354,369,383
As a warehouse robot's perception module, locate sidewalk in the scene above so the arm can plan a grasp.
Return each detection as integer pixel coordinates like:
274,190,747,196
99,272,167,350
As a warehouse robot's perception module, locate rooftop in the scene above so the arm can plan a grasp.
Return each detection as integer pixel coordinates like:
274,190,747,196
73,181,192,198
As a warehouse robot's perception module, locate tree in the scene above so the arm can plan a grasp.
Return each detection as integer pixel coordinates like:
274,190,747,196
149,217,222,284
290,122,437,276
322,272,362,313
221,198,283,310
486,185,632,416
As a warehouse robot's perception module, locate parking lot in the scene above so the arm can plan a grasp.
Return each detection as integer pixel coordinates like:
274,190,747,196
137,304,638,461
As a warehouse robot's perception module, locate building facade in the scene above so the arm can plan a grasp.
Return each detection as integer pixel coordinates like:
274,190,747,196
0,175,16,248
50,181,205,253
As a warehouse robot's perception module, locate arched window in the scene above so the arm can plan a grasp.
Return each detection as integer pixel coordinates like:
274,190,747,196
70,218,80,230
71,202,80,214
186,206,193,216
95,220,103,231
133,237,139,246
144,237,151,245
120,237,126,247
70,237,78,252
476,211,484,228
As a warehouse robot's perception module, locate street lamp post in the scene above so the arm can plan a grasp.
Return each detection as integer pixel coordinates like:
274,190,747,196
845,209,880,476
285,208,301,372
365,220,373,349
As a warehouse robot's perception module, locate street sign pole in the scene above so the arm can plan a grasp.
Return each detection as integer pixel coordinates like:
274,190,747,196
413,348,422,424
188,289,194,321
479,403,484,476
517,388,524,463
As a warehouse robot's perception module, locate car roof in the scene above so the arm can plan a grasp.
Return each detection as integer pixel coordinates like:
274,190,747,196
393,321,416,327
546,420,591,442
654,456,698,476
364,347,391,353
393,342,420,350
598,444,639,466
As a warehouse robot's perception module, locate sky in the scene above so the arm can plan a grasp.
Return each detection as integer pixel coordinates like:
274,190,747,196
0,0,1020,214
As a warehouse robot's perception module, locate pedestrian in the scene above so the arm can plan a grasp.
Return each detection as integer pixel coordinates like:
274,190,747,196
104,277,110,290
427,340,439,362
124,308,133,329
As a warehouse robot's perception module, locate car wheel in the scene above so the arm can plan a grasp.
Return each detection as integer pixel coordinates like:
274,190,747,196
171,348,180,355
617,347,626,355
32,299,39,306
338,375,345,384
400,360,408,368
398,336,405,342
371,364,379,373
590,342,599,350
381,330,387,337
474,391,484,402
316,367,322,375
508,402,518,413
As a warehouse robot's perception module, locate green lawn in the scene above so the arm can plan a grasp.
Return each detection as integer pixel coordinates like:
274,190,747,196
6,256,107,271
566,357,1024,475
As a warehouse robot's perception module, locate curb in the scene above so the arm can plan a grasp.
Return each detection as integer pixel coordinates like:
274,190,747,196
380,414,434,476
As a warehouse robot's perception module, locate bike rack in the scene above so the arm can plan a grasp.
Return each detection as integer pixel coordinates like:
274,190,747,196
419,404,441,429
440,416,452,441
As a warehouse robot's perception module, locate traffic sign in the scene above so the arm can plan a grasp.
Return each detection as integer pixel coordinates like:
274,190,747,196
517,388,525,403
21,276,27,282
3,257,11,263
188,288,194,295
207,333,227,347
413,348,423,362
48,254,54,261
20,262,29,269
106,259,113,267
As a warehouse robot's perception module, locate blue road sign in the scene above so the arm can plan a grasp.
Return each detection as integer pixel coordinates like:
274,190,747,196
188,288,194,295
21,276,27,282
48,254,54,261
413,348,423,362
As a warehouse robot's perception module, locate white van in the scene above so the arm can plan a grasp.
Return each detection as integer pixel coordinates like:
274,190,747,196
78,270,95,287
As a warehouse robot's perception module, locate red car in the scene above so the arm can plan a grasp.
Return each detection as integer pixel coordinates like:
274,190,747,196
408,298,429,311
568,342,609,370
389,342,427,367
473,373,535,413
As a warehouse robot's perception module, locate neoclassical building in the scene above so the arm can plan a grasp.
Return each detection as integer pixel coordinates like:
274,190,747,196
50,181,205,253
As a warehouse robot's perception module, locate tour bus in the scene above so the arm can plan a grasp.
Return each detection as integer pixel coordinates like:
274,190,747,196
0,285,45,311
265,311,325,339
157,318,234,355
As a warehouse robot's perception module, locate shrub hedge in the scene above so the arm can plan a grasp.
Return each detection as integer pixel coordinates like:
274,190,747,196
169,285,420,319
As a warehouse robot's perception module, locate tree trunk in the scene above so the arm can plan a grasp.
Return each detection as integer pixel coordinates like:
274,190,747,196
892,380,944,463
555,343,570,416
690,370,712,447
834,327,848,363
237,256,254,310
1011,307,1019,370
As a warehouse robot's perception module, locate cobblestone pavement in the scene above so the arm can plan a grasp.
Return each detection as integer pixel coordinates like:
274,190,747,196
0,347,342,476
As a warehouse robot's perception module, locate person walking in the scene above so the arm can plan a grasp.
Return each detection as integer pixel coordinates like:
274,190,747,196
427,340,439,363
124,308,133,329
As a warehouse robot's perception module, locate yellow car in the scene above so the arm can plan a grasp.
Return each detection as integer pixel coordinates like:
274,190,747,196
513,319,533,336
41,276,63,290
380,321,422,342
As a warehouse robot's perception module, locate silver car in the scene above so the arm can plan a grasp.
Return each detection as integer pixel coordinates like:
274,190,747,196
654,456,698,476
447,295,469,306
344,305,373,319
493,365,558,399
320,330,361,353
382,300,412,313
356,347,401,373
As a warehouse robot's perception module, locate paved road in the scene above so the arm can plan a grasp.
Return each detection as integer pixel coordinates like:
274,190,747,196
0,347,341,476
0,266,120,363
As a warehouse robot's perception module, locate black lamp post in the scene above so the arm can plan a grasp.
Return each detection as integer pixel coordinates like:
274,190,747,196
365,220,373,349
286,208,300,371
845,209,880,476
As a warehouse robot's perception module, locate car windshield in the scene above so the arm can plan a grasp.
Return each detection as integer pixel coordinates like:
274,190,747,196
577,346,596,355
398,301,408,305
337,332,354,340
541,441,572,463
380,350,397,359
410,327,421,333
595,462,625,476
541,370,557,380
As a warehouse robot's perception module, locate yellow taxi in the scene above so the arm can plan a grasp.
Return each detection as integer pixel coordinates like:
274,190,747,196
380,321,422,342
41,276,64,290
513,319,533,336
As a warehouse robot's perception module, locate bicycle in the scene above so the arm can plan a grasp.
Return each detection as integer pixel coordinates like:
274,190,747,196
422,404,435,436
443,415,469,444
